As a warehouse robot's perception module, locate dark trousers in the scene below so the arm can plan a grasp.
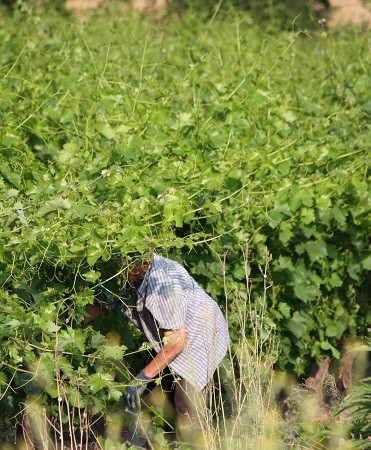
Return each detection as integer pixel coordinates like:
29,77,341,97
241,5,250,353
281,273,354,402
142,368,207,448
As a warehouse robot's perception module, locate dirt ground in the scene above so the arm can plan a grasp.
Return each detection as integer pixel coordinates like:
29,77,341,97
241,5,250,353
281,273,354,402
65,0,371,28
65,0,167,15
328,0,371,27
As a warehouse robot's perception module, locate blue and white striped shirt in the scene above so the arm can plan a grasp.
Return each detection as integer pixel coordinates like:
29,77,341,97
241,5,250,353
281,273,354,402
112,253,229,390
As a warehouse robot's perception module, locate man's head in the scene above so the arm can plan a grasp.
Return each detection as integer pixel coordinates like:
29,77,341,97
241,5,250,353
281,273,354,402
127,260,150,288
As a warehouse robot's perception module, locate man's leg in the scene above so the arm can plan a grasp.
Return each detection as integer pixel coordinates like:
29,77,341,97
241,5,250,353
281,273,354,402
140,370,177,445
173,379,208,449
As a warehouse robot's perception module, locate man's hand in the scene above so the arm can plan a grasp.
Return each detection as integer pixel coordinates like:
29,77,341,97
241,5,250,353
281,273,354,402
126,370,151,413
84,301,105,324
126,328,187,412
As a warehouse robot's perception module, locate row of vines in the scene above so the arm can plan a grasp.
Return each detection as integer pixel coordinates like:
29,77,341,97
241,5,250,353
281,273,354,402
0,1,370,444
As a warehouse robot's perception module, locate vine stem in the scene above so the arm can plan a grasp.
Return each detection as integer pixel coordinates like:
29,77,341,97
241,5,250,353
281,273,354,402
55,303,64,448
132,35,149,114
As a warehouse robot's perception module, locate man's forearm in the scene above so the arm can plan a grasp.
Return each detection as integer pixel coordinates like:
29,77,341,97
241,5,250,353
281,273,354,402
143,327,187,378
143,343,182,378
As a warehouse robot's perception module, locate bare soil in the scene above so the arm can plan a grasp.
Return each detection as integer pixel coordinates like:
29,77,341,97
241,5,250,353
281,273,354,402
65,0,167,16
328,0,371,28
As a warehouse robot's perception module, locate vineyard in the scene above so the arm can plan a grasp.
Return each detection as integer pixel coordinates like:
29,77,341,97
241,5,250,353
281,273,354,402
0,1,370,449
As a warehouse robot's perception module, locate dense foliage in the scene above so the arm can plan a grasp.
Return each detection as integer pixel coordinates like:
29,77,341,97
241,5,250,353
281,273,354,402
0,2,369,442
